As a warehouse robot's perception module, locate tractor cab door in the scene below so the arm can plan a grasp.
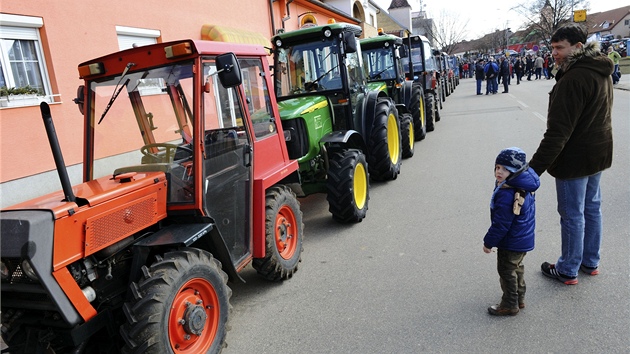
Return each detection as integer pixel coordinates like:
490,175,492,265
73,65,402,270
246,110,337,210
344,37,367,130
202,60,253,266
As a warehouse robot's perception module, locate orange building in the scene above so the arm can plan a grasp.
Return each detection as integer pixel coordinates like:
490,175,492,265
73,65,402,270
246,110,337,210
0,0,359,207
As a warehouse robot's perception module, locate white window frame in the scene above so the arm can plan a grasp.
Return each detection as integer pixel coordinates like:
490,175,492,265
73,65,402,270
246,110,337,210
0,14,54,108
116,26,163,95
116,26,160,50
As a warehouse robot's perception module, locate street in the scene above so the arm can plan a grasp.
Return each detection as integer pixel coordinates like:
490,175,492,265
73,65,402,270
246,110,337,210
222,76,630,353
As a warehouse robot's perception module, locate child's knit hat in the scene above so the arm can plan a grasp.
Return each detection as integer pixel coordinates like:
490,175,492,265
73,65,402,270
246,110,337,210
496,147,526,173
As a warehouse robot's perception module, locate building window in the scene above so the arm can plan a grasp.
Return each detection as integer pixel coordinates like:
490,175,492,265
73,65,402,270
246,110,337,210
115,26,162,95
116,26,160,50
625,19,629,26
0,14,53,108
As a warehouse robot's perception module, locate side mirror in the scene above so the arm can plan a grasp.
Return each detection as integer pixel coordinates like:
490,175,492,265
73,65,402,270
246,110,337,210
73,85,85,115
216,53,242,88
343,32,357,53
399,45,408,58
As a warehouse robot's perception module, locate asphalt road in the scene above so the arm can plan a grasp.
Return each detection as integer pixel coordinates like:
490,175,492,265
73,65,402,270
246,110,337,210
223,76,630,353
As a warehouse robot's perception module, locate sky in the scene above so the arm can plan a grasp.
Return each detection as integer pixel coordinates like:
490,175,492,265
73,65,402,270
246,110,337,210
373,0,629,41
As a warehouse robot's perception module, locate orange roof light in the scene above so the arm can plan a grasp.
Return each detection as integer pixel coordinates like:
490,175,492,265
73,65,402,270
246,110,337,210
78,63,105,78
165,42,192,59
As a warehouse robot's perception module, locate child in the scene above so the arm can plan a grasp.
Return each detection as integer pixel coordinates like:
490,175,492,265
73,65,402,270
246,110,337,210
483,147,540,316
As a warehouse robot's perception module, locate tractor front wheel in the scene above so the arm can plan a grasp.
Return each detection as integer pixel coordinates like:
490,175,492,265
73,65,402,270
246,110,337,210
401,113,414,158
253,185,304,281
368,99,402,181
409,84,426,141
121,248,231,354
327,149,369,223
425,92,436,132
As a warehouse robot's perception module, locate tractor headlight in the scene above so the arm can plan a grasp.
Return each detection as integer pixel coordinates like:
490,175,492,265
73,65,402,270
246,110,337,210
21,260,38,281
1,260,9,280
275,39,282,48
323,29,332,38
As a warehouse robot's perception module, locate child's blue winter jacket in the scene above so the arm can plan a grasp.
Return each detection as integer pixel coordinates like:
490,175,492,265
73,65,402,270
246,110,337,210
483,167,540,252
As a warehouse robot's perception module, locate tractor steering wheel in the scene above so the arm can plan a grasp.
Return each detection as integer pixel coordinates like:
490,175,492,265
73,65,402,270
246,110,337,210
140,143,192,163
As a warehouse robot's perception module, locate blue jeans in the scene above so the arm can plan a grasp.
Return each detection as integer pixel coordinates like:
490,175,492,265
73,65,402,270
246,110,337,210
555,173,603,277
612,64,620,83
476,79,483,94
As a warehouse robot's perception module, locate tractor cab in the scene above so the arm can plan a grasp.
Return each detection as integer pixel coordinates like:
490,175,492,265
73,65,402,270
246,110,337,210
76,40,295,274
360,31,407,92
272,22,366,132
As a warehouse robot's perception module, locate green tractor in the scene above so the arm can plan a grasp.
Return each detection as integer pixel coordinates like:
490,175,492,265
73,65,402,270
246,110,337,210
272,22,402,223
360,32,427,158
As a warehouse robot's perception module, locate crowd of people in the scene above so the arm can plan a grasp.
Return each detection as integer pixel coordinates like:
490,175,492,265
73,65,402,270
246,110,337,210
458,44,623,96
463,53,557,95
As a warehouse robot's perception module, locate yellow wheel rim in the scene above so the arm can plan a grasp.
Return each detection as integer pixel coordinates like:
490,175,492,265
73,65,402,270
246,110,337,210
353,162,367,209
387,113,400,164
419,97,426,126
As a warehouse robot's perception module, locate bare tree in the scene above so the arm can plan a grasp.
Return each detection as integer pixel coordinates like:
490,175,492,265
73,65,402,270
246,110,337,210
420,10,470,55
512,0,589,49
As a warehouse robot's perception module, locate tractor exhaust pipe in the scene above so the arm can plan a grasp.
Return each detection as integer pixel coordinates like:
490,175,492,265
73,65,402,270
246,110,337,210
40,102,76,203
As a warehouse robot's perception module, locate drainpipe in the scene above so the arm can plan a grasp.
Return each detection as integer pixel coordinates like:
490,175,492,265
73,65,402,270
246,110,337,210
282,0,294,31
269,0,277,35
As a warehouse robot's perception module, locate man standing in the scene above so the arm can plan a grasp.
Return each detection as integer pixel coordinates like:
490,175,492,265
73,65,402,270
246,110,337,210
529,24,614,285
526,55,534,80
534,55,544,79
499,57,510,93
475,59,485,95
514,56,523,84
484,58,499,94
607,46,621,84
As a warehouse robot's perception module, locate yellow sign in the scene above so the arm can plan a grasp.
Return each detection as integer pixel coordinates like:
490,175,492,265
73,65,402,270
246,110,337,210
574,10,587,22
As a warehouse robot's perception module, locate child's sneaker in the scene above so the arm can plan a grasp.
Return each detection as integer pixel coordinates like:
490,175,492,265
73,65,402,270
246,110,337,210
541,262,578,285
580,264,599,276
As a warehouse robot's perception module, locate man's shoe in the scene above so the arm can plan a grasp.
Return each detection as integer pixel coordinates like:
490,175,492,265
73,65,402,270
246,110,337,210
488,304,519,316
580,264,599,275
502,91,508,93
541,262,578,285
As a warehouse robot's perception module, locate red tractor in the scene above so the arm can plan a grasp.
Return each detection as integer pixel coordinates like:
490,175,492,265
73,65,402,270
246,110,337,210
1,40,303,353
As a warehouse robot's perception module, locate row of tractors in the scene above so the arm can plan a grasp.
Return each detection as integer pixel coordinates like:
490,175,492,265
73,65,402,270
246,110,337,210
0,22,457,353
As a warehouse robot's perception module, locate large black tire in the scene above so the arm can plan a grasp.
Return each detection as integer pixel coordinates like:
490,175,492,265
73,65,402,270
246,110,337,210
401,113,414,158
121,248,231,354
409,84,426,141
253,185,303,281
368,99,402,181
425,92,436,132
327,149,369,223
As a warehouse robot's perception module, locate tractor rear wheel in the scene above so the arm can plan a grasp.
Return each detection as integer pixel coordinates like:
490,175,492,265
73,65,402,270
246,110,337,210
327,149,369,223
425,92,436,132
401,113,414,159
121,248,230,354
253,185,304,281
409,84,426,141
368,98,402,181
